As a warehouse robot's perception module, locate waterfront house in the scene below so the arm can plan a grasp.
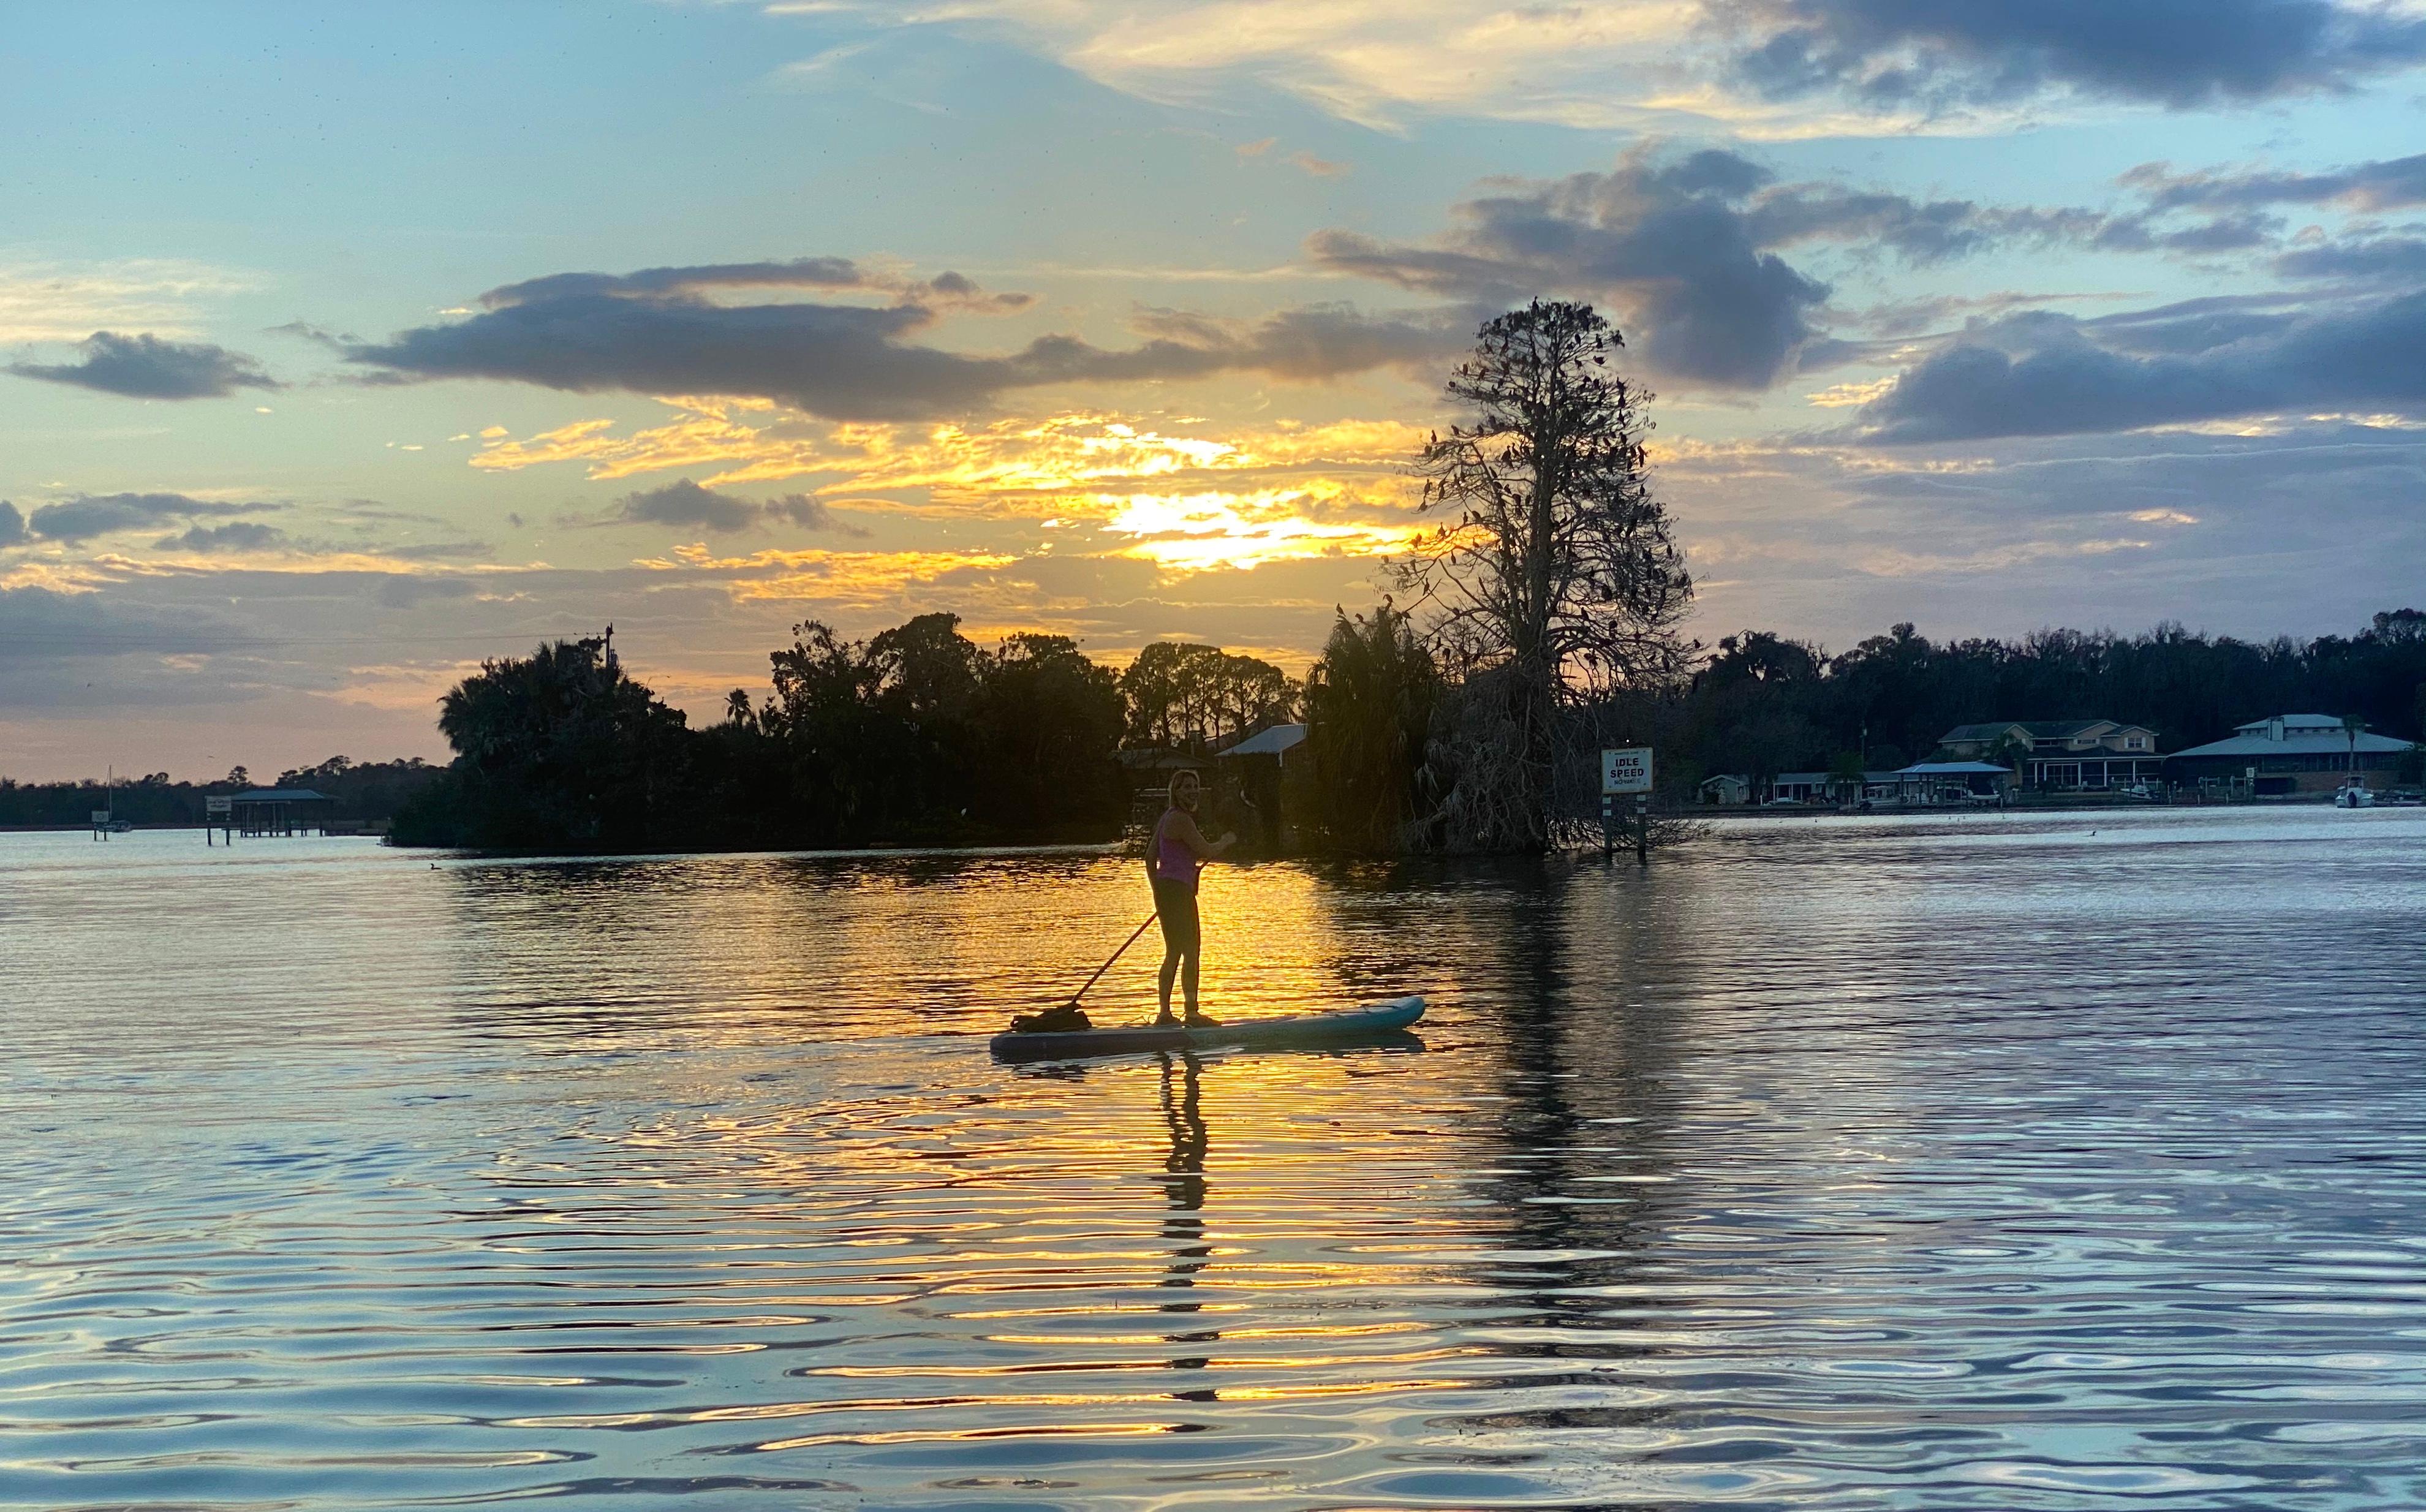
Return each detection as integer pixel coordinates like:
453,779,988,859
1699,773,1751,806
1766,770,1906,804
1938,719,2163,790
1895,762,2015,804
2164,714,2416,796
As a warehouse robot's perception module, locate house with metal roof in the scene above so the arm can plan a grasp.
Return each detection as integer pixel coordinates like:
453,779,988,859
1938,719,2161,790
2165,714,2416,796
1216,722,1308,762
1765,770,1906,804
1703,763,2010,807
1895,762,2016,804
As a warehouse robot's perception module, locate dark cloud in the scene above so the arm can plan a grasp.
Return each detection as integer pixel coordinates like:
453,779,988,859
1859,289,2426,442
1837,421,2426,518
0,501,23,547
613,478,872,536
618,478,765,533
23,491,266,545
7,331,279,399
348,261,1459,418
380,539,497,561
1720,0,2426,111
2276,236,2426,279
475,257,1034,316
374,575,478,610
0,585,251,713
766,493,870,537
2122,152,2426,213
156,521,286,553
1307,148,2087,388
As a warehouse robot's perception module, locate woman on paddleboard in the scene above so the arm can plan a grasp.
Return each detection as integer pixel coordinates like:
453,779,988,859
1149,768,1236,1027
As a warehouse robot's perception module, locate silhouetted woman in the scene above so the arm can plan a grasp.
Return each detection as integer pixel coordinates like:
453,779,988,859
1147,768,1236,1027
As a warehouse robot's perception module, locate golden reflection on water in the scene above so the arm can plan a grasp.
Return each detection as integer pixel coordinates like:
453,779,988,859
8,811,2426,1508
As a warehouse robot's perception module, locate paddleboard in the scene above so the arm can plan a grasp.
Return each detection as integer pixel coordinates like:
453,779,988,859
990,994,1426,1063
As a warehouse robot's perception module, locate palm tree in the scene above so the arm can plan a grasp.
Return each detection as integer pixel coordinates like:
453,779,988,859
2343,714,2369,788
1827,749,1866,807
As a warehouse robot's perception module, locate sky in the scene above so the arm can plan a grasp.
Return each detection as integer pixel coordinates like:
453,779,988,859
5,1,2424,779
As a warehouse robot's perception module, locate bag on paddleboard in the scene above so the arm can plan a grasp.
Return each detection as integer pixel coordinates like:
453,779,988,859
1009,1002,1092,1035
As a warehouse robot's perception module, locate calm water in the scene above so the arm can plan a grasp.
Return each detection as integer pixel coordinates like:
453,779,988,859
6,807,2425,1510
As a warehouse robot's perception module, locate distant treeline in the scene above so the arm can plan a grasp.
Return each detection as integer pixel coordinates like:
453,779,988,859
26,607,2422,850
0,757,443,829
390,614,1299,852
1627,610,2426,791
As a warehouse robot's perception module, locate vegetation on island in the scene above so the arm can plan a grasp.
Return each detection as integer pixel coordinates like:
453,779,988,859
387,614,1296,852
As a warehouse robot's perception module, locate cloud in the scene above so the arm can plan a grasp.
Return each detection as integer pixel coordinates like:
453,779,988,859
2122,151,2426,213
0,501,22,548
1287,150,1351,178
156,521,287,553
349,260,1461,418
788,1,1695,132
2276,236,2426,280
0,259,248,345
1309,147,2085,388
21,491,268,545
379,539,498,561
617,478,765,533
7,330,280,399
374,575,478,609
613,477,871,536
1857,289,2426,442
480,256,1035,316
1719,0,2426,112
767,493,870,536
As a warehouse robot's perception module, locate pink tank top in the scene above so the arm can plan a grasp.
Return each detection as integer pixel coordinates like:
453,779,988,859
1150,811,1198,888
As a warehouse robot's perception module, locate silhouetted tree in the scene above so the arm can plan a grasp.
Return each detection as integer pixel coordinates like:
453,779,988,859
976,633,1126,831
1399,300,1691,850
1304,603,1438,851
1119,641,1298,751
397,635,689,849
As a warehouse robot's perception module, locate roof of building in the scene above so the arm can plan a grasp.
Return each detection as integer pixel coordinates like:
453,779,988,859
1218,722,1308,758
1943,718,2152,743
1941,721,2027,742
2021,719,2115,738
1772,771,1906,784
232,787,333,802
1899,762,2016,775
2235,713,2354,733
2170,731,2416,760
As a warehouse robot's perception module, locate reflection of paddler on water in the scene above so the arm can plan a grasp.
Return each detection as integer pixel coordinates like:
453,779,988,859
1146,769,1238,1029
1155,1050,1219,1394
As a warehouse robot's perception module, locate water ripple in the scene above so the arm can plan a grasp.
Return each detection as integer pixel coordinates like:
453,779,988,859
6,809,2425,1508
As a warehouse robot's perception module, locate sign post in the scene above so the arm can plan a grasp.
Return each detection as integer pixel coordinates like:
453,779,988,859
206,793,232,845
1601,748,1654,864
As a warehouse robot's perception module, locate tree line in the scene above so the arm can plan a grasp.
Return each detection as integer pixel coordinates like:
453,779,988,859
0,757,442,829
1633,612,2426,797
388,614,1301,851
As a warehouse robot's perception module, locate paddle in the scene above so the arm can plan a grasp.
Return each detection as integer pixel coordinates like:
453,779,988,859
1067,912,1158,1010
